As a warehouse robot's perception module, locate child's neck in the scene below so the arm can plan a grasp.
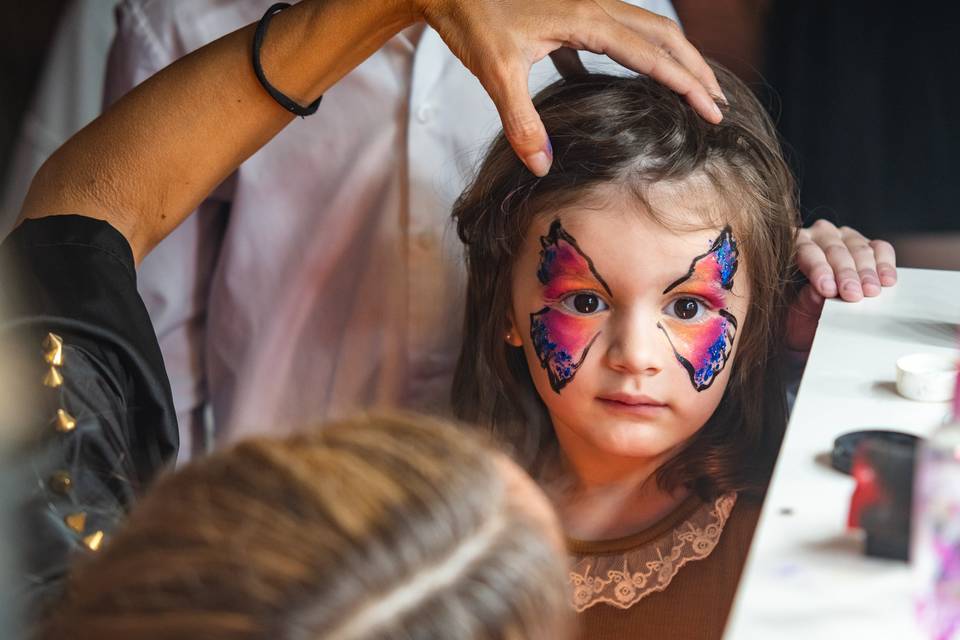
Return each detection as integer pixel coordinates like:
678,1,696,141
549,432,692,541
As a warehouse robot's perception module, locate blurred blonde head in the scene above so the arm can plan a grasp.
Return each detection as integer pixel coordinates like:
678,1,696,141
40,413,571,640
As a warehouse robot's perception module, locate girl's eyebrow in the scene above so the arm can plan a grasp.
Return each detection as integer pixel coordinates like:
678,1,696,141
537,220,613,297
542,275,605,300
662,226,738,295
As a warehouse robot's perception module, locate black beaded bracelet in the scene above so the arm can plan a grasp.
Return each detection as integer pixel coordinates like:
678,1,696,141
252,2,322,117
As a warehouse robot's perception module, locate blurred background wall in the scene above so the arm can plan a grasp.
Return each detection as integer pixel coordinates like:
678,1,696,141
674,0,960,269
1,0,117,235
0,1,70,181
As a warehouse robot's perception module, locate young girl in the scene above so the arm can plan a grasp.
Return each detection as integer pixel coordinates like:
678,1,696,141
452,65,796,638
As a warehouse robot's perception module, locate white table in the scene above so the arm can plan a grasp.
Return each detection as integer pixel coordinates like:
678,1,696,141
724,268,960,639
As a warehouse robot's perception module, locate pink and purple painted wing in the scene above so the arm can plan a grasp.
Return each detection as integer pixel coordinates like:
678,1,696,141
659,227,740,392
658,310,738,391
531,221,610,393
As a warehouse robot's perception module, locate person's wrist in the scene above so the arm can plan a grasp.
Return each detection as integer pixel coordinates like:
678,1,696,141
405,0,431,20
382,0,424,27
413,0,430,20
302,0,419,35
410,0,461,28
262,0,419,105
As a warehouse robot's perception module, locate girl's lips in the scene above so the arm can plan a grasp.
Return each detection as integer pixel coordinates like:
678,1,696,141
597,392,667,407
596,394,669,417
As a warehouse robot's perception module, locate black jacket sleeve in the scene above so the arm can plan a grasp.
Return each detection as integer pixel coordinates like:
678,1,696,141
0,215,178,618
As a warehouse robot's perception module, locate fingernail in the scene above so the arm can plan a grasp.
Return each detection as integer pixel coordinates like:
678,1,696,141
842,280,862,298
712,101,723,120
718,89,729,105
818,277,837,297
862,281,882,296
546,136,553,158
525,151,551,177
879,268,897,285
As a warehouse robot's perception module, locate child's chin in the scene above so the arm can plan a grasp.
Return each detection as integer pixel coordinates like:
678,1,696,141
587,422,674,460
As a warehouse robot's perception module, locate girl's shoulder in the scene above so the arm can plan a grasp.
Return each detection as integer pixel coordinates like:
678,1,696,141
725,492,764,540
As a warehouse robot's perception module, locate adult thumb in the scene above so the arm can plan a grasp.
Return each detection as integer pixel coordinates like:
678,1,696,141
489,68,553,177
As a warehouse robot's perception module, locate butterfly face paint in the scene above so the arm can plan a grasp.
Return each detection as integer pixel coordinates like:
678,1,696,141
530,221,612,393
657,227,739,392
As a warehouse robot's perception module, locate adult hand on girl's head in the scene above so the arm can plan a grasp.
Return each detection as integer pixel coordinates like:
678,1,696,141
786,220,898,351
414,0,724,177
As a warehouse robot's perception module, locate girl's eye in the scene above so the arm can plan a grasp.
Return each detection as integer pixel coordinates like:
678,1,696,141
665,297,705,321
559,292,609,315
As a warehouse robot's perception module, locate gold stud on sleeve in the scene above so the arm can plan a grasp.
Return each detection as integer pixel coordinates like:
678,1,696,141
54,408,77,433
48,471,73,495
82,531,105,552
64,512,87,534
42,333,64,366
42,367,64,388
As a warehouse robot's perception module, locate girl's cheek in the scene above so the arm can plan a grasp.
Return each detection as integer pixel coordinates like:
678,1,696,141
530,308,603,393
658,312,738,392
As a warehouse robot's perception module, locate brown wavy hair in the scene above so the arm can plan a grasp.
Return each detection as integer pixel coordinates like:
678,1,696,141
39,413,571,640
452,65,798,500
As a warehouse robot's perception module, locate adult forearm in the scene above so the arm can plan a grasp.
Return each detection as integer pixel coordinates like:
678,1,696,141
19,0,416,263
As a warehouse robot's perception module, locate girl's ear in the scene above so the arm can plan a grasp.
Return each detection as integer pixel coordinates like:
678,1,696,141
504,312,524,347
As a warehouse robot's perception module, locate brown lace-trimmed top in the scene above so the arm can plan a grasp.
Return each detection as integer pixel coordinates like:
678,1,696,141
567,492,762,639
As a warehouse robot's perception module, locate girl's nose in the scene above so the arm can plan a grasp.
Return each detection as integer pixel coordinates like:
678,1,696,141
604,311,665,376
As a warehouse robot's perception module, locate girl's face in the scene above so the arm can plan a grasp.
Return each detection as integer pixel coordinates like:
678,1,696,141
508,184,751,472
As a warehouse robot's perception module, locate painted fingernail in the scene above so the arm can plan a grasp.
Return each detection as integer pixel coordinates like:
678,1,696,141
525,151,551,177
818,277,837,296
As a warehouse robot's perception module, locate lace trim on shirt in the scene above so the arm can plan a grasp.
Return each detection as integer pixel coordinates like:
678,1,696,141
568,492,737,612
